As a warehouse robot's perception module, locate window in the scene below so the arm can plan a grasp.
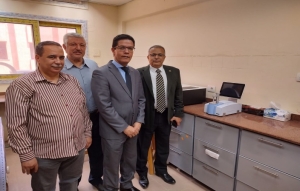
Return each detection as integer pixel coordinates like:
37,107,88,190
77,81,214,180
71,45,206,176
0,17,81,75
0,41,8,59
39,21,80,45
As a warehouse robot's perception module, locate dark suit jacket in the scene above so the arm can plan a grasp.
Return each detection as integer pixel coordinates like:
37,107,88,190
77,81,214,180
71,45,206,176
138,65,184,129
91,61,146,139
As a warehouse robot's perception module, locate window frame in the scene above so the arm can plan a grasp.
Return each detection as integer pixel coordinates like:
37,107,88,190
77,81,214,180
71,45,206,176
0,13,87,82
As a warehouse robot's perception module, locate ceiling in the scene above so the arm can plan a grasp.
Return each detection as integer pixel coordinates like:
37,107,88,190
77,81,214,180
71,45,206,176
89,0,133,6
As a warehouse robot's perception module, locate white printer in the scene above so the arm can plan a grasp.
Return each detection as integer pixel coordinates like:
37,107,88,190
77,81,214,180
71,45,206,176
204,82,245,116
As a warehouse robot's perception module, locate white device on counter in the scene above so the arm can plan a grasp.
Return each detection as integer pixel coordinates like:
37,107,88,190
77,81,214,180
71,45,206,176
204,82,245,116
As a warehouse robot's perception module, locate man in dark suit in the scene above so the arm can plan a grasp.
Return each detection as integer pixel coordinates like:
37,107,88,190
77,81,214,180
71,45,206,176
91,34,145,191
136,45,184,188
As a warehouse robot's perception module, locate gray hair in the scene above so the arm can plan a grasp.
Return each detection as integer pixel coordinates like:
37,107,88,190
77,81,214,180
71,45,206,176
148,45,165,53
63,33,85,45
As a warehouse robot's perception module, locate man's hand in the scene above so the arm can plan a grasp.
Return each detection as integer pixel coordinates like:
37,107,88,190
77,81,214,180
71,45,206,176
170,116,182,126
123,125,136,138
132,122,141,136
21,158,38,175
85,137,92,149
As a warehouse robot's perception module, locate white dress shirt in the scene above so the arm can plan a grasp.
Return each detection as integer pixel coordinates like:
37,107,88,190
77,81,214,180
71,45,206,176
149,65,168,109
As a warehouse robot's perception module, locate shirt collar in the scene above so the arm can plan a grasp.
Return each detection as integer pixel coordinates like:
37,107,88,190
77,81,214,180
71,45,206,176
149,65,164,73
65,57,89,69
112,60,127,69
34,69,68,82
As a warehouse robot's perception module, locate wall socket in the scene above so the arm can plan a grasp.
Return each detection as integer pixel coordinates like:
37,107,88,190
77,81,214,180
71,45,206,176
93,50,101,57
297,72,300,82
207,85,216,93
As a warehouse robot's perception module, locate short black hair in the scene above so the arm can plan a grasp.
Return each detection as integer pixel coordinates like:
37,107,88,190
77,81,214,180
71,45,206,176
112,34,135,48
36,41,62,56
148,45,165,53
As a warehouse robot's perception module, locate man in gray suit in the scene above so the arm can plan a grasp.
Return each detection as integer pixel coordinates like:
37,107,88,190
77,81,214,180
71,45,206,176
91,34,145,191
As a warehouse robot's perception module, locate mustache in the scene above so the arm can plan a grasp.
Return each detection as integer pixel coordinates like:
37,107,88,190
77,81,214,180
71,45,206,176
51,64,63,68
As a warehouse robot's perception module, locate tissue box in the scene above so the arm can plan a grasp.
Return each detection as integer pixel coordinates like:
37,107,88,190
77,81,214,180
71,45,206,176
263,108,291,122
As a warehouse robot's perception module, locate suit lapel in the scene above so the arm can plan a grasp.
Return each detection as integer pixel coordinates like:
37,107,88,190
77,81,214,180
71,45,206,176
108,62,132,98
143,66,154,98
129,67,135,98
164,65,172,97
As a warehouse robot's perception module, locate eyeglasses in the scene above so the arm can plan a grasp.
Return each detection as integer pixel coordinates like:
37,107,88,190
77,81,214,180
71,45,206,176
114,46,135,52
149,53,165,58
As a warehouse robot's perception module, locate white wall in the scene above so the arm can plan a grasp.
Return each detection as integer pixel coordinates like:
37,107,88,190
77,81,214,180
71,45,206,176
118,0,300,114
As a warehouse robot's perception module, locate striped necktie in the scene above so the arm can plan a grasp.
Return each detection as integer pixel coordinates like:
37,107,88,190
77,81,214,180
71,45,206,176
156,69,166,113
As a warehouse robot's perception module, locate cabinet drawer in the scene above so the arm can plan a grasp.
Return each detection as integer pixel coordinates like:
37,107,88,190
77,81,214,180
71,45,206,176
168,146,192,175
235,181,257,191
240,130,300,178
195,117,239,153
193,159,234,191
174,113,194,135
170,128,193,155
237,156,300,191
193,139,236,177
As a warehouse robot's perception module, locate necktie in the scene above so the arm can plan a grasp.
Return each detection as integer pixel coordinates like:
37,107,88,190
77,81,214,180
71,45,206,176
121,67,132,95
156,69,166,113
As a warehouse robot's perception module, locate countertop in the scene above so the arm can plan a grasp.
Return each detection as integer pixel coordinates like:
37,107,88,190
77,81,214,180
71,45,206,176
184,104,300,146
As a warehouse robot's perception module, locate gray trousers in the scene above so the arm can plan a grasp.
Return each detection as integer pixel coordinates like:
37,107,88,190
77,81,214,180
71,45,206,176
31,149,85,191
102,136,137,191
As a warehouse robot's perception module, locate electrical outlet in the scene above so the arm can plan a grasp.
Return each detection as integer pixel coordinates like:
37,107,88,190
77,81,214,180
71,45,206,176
207,85,216,93
93,50,101,57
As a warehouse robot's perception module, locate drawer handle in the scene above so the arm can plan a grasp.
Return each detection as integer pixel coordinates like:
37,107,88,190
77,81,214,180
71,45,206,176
205,122,222,129
170,148,182,155
203,145,219,154
202,165,218,175
258,138,283,148
254,166,278,178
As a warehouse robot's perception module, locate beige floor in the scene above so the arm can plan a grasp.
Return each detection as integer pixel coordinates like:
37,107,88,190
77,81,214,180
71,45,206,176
5,148,212,191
